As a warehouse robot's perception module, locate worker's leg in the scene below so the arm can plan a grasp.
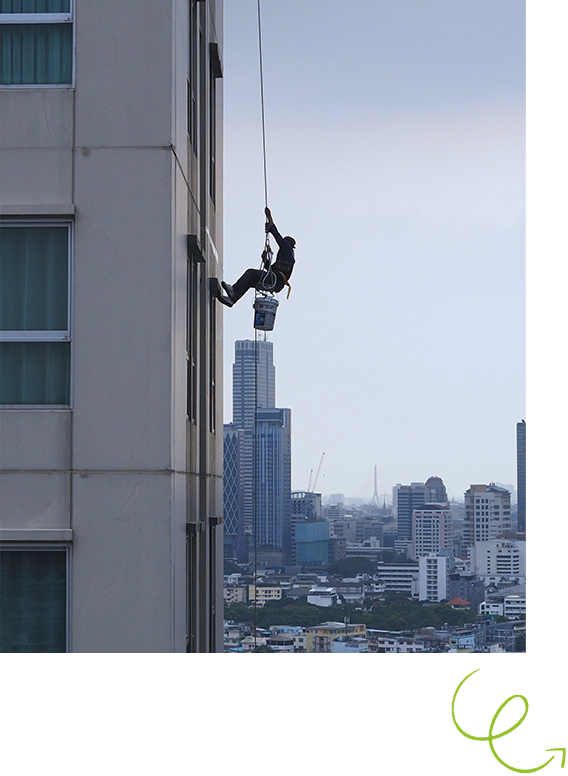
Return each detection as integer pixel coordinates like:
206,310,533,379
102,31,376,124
224,268,263,303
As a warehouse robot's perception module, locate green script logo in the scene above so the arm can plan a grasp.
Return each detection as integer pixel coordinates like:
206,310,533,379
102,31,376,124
452,670,565,773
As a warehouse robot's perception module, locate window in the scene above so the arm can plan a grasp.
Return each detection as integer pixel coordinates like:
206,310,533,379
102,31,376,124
0,0,74,86
0,546,69,652
187,0,198,153
0,222,71,405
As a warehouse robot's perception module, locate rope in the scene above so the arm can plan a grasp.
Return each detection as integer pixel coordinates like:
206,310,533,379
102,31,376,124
257,0,269,210
253,0,268,651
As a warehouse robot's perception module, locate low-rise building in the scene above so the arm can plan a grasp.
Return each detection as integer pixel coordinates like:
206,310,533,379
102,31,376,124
248,584,283,606
376,562,419,596
307,587,338,607
484,584,526,620
224,585,247,605
306,621,366,653
486,620,525,652
368,630,426,653
448,629,477,652
330,636,370,653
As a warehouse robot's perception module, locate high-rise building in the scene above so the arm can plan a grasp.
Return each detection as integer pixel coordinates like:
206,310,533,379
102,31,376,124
411,505,453,560
394,482,427,541
0,1,223,652
224,341,292,564
418,554,448,603
463,484,513,546
254,407,292,561
232,339,275,429
517,420,526,533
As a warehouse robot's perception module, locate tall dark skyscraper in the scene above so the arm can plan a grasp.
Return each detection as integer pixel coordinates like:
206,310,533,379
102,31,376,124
224,340,291,564
394,483,427,541
517,420,526,533
232,339,275,428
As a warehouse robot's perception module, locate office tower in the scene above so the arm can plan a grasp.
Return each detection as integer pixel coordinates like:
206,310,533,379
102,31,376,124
0,1,223,652
225,341,292,564
412,505,453,560
517,420,526,533
291,491,323,565
394,483,427,541
463,484,513,546
232,339,275,428
254,408,292,562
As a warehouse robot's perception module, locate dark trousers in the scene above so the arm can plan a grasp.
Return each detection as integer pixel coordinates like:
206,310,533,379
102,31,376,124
232,268,285,303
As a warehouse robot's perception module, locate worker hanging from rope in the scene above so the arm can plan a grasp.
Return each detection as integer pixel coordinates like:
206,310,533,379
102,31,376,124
218,207,296,307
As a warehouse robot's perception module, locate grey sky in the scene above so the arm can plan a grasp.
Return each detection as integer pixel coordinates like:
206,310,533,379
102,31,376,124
222,1,525,502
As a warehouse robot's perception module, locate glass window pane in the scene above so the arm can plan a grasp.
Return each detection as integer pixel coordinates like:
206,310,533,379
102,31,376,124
0,1,70,14
0,23,72,85
0,341,70,404
0,226,68,331
0,549,67,653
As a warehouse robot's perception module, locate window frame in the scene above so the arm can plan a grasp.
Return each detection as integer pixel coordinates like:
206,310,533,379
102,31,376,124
0,0,75,89
0,218,73,408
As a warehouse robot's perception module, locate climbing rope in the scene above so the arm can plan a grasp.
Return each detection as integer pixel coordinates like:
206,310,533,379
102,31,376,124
253,0,267,648
256,0,276,294
257,0,269,210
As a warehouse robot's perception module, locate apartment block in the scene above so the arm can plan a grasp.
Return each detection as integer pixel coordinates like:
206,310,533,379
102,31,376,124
0,0,224,652
463,484,512,545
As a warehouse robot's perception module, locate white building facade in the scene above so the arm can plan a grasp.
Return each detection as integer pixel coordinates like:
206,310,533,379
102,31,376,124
411,505,453,560
418,554,448,603
463,484,512,545
468,540,526,584
0,0,224,652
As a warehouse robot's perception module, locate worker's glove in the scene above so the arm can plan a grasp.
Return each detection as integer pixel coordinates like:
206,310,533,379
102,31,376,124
264,221,271,233
261,250,271,268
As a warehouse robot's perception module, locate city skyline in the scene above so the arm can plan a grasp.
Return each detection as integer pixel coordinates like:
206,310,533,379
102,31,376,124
222,1,525,501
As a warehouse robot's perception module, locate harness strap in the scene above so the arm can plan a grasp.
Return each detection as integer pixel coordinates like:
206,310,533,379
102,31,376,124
278,271,292,299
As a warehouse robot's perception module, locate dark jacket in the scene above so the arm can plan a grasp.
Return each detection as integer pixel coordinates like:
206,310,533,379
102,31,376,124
268,223,295,279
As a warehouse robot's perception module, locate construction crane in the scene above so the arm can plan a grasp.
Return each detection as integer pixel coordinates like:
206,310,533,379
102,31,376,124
309,453,325,493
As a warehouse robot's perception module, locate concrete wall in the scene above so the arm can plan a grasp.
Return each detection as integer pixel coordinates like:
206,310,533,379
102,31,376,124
0,0,223,652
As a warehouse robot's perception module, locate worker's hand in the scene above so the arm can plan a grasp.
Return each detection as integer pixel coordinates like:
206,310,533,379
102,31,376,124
264,206,273,224
264,221,271,233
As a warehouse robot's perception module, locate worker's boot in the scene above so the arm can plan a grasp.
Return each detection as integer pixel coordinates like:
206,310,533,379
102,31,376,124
222,281,235,301
218,293,233,307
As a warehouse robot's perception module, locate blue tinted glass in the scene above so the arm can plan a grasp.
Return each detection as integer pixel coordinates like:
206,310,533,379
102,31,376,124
0,1,70,13
0,226,68,331
0,23,72,84
0,341,70,404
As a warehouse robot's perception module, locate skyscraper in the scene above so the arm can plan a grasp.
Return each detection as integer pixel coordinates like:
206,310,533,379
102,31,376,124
516,420,526,533
224,340,292,564
394,483,427,541
254,408,292,560
232,339,275,428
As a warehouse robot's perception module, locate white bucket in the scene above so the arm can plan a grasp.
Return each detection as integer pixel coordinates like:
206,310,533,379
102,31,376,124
253,296,279,331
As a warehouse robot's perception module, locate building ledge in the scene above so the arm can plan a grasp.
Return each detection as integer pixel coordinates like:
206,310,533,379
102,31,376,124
0,529,73,542
0,204,75,217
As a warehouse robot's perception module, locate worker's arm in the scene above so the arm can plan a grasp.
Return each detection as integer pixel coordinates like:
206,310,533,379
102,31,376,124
264,207,285,247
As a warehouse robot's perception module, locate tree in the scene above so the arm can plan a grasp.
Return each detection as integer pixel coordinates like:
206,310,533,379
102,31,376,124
328,558,375,577
514,631,526,652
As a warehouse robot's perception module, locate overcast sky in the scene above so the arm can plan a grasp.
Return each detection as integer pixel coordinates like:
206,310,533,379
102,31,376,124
222,0,525,502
